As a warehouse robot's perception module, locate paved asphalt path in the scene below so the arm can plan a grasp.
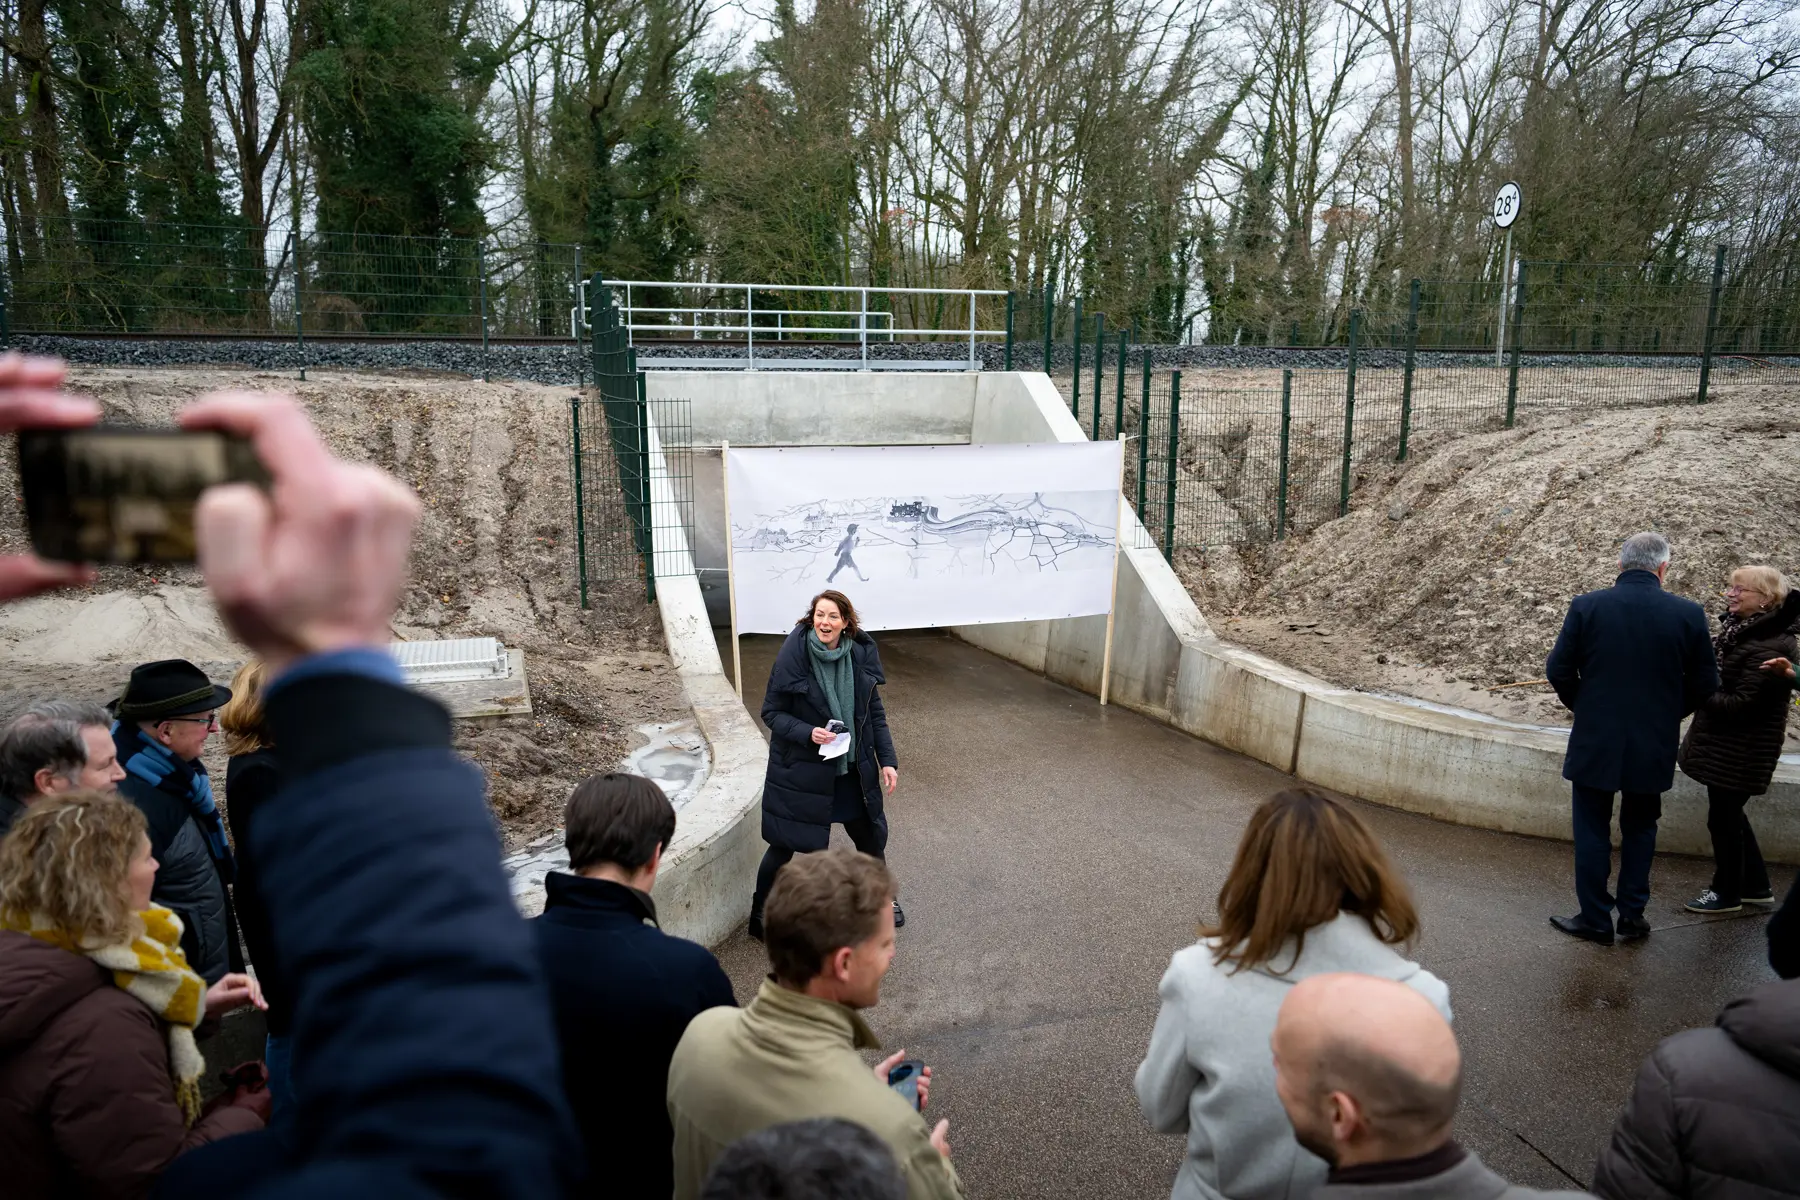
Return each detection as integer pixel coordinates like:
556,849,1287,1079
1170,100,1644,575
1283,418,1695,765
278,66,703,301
714,628,1783,1200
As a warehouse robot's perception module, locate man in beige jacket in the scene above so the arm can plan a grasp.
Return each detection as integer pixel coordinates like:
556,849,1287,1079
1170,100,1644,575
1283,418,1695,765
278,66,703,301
667,849,962,1200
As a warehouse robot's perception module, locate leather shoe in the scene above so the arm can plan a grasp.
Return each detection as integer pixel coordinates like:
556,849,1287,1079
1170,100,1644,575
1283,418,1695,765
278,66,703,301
747,912,764,942
1550,914,1614,946
1616,914,1651,941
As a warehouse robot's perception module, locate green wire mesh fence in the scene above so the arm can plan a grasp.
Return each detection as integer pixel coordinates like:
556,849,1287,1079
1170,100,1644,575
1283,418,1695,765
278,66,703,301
572,276,694,606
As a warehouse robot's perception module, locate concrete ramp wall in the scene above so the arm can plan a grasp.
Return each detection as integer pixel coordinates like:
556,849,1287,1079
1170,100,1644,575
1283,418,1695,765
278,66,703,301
950,372,1800,862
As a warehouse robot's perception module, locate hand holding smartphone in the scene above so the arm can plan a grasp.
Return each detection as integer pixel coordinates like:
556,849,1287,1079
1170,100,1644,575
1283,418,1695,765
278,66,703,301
887,1059,927,1111
17,425,268,564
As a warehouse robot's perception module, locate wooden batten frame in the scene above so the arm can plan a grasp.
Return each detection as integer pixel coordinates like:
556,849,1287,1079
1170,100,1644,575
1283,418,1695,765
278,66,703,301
722,440,744,700
1099,439,1125,706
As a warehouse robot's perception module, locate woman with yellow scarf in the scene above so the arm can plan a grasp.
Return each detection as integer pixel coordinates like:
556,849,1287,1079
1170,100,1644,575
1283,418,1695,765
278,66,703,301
0,790,268,1196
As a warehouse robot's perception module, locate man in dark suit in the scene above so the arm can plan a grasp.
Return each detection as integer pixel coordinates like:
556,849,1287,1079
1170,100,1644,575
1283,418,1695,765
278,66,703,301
533,772,736,1198
1546,532,1717,945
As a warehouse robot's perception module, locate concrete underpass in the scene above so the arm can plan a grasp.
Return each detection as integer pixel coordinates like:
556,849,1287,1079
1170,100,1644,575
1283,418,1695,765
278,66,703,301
715,627,1779,1200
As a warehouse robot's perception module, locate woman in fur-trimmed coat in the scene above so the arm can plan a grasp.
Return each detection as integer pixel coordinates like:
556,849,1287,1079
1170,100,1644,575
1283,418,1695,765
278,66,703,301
1678,566,1800,914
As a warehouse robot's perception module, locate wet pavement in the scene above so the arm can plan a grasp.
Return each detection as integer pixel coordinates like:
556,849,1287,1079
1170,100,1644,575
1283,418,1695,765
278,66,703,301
713,628,1784,1200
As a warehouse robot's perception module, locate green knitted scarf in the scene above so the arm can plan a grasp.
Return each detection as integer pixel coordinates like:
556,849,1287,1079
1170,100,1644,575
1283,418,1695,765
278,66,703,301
806,629,855,775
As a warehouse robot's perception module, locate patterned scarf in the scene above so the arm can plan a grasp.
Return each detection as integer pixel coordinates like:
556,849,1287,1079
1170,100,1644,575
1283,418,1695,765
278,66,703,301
806,629,856,776
118,726,235,883
0,905,208,1124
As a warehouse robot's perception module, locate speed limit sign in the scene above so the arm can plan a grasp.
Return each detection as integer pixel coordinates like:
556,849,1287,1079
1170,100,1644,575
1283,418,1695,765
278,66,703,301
1492,181,1522,229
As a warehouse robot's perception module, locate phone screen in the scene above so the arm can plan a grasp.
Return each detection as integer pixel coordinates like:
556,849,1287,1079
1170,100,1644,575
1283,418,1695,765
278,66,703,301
887,1061,923,1110
17,426,268,564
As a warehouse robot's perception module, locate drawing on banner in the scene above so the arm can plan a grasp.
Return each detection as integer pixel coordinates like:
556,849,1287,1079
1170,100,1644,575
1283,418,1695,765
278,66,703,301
732,491,1115,587
725,443,1122,634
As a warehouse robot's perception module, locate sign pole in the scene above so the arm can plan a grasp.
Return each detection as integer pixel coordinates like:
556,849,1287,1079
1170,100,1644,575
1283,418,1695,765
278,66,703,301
1099,442,1125,707
721,440,744,701
1491,181,1522,368
1496,228,1512,368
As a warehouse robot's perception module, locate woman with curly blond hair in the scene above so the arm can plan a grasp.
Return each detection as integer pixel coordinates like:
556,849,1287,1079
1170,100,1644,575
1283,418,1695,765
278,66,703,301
1679,564,1800,913
0,790,268,1197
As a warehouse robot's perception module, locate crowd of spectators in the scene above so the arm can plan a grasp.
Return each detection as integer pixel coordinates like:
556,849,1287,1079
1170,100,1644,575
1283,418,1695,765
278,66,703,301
0,352,1795,1200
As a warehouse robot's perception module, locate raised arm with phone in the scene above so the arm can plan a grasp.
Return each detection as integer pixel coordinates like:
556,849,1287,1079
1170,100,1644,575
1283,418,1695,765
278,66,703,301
1,358,580,1200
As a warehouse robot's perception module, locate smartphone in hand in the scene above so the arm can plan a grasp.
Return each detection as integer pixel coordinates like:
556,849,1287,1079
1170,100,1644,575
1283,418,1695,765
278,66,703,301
887,1059,925,1111
17,426,267,564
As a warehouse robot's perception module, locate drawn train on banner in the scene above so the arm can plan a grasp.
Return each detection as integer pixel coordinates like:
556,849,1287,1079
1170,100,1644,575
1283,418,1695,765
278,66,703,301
724,443,1124,635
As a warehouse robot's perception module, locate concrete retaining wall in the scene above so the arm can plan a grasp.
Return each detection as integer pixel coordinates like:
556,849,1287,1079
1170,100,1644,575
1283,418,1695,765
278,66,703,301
950,373,1800,862
642,421,768,947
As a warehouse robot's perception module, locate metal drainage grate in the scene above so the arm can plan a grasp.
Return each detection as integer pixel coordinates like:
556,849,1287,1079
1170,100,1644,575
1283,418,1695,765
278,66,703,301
389,637,511,685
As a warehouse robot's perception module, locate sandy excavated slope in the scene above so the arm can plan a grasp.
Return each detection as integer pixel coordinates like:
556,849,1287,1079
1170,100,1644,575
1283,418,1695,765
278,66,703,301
1183,386,1800,734
0,366,683,846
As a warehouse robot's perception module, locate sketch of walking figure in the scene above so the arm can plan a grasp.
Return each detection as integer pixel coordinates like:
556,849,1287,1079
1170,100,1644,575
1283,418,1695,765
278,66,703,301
826,523,870,582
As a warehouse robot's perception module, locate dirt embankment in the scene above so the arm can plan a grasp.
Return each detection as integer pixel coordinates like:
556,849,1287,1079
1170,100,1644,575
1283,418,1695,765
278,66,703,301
1181,388,1800,734
0,366,685,847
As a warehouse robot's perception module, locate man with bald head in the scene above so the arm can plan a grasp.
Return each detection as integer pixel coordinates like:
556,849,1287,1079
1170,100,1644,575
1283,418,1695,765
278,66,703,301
1273,974,1591,1198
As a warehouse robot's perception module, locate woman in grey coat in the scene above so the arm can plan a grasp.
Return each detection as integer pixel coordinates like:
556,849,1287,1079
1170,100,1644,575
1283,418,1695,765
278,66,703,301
1136,788,1452,1200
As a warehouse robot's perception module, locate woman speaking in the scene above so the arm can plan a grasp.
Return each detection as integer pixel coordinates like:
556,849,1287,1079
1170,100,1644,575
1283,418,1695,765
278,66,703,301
749,589,900,940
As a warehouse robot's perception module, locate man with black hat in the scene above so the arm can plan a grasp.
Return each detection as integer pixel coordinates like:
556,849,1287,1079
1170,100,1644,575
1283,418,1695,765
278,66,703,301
112,657,242,983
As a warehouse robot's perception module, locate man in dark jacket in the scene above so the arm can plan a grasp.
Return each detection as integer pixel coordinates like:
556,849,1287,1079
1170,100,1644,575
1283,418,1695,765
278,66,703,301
535,771,736,1198
147,388,581,1198
0,700,126,838
1545,532,1717,945
1275,974,1591,1199
110,659,242,983
1593,978,1800,1199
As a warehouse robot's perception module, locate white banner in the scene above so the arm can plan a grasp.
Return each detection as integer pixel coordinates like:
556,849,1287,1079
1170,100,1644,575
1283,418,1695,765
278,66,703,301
725,443,1123,634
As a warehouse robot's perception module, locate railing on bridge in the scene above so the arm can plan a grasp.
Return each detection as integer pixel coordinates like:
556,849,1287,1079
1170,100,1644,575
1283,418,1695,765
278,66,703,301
577,279,1013,370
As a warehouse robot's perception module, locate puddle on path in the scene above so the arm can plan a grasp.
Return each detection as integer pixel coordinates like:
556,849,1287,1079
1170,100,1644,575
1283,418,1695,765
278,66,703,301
502,720,711,916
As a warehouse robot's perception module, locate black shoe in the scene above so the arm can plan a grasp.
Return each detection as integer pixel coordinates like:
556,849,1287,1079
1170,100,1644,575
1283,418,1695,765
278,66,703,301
1616,915,1651,941
1744,892,1776,906
1550,914,1614,946
892,899,906,929
747,913,764,941
1684,890,1742,914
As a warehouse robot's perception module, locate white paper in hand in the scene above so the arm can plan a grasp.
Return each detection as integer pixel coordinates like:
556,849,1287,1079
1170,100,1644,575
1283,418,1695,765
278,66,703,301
819,731,851,760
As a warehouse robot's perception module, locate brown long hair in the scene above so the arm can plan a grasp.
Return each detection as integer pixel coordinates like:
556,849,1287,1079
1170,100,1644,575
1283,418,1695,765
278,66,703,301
0,791,147,944
795,589,862,638
1202,788,1419,974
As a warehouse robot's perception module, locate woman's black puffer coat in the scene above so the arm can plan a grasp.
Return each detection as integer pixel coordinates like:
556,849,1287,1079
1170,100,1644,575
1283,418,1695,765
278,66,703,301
1679,588,1800,795
1593,978,1800,1200
759,626,897,854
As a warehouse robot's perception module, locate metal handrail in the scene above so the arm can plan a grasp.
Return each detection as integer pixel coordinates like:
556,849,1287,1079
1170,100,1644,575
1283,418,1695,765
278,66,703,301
579,278,1010,369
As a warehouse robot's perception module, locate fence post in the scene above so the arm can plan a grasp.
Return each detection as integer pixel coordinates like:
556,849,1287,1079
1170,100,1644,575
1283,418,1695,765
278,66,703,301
1137,350,1151,521
570,395,590,609
476,240,490,383
1278,369,1292,540
1163,370,1181,560
1504,261,1527,428
1072,297,1083,418
1398,278,1419,461
1697,243,1726,404
1004,291,1016,371
1113,329,1127,440
1339,310,1360,517
1042,289,1054,373
635,366,655,604
1092,312,1105,440
293,232,307,382
573,247,585,389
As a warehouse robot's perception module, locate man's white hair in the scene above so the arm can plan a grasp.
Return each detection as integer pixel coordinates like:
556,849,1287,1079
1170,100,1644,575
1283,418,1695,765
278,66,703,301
1619,532,1671,573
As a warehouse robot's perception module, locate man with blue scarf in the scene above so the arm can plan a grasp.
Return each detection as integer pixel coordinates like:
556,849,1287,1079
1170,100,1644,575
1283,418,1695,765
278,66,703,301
111,658,243,983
